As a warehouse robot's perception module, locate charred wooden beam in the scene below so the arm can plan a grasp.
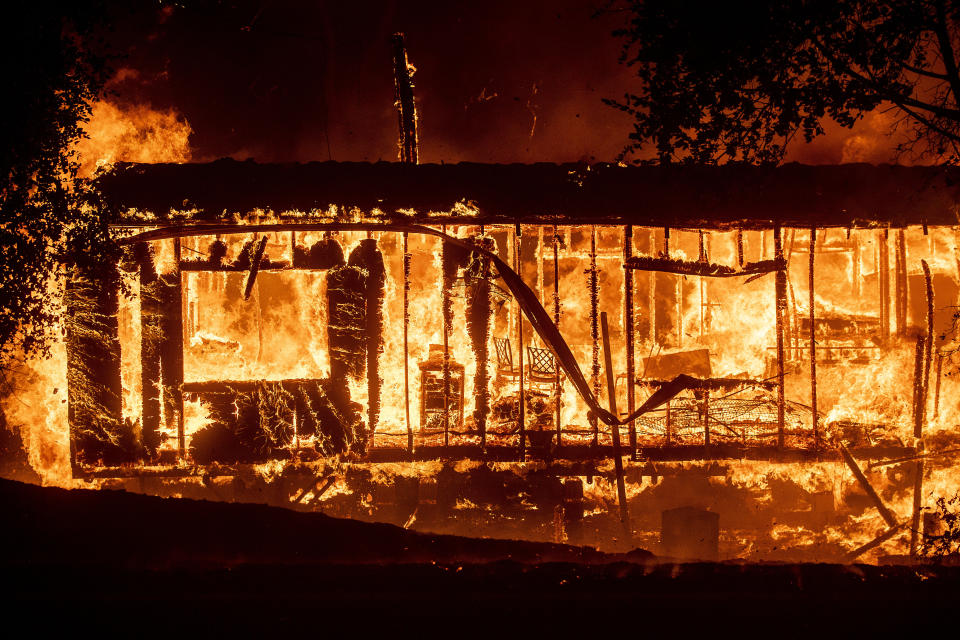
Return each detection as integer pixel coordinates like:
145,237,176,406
601,311,631,539
349,239,386,444
879,228,890,342
853,232,861,300
625,255,784,278
391,33,419,164
839,443,898,529
466,233,494,452
809,228,819,446
774,226,787,448
403,231,413,455
553,225,562,449
845,523,906,562
911,453,925,557
675,267,683,349
635,376,776,392
589,225,600,447
441,226,467,450
242,236,268,301
326,264,368,456
895,228,908,336
868,446,960,469
160,238,185,458
624,225,637,458
921,260,934,435
910,261,935,556
516,225,526,460
934,348,943,419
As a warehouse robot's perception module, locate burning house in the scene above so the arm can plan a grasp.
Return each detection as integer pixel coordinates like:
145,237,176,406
51,156,960,562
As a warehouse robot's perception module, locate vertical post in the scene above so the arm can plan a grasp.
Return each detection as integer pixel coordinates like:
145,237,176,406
736,228,745,267
137,243,162,456
553,225,562,449
601,311,631,539
537,225,545,308
403,232,412,455
698,231,706,340
896,228,907,336
910,334,925,556
934,349,944,419
442,226,451,449
665,400,672,445
774,225,786,448
921,260,934,427
703,389,710,447
912,259,935,555
391,33,419,164
624,225,637,458
912,336,925,435
879,228,890,342
589,225,600,447
156,237,185,460
675,274,683,348
394,30,419,451
809,227,819,447
648,229,657,344
516,224,525,461
853,231,861,300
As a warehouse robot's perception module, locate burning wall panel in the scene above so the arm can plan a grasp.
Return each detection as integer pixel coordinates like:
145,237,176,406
91,221,960,466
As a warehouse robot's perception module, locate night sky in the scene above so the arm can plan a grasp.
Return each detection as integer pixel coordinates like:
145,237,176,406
101,0,898,165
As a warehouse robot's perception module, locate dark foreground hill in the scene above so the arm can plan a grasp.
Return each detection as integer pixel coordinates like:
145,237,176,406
3,478,959,632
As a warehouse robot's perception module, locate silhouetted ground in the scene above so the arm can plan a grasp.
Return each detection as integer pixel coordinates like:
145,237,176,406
3,478,959,632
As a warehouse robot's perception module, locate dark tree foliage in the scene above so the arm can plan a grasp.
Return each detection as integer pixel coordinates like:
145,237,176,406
921,491,960,558
606,0,960,164
0,2,121,363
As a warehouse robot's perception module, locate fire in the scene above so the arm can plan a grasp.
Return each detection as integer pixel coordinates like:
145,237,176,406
72,100,192,177
5,142,960,562
0,101,194,486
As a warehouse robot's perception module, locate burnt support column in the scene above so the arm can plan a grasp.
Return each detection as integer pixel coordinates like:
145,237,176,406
774,225,787,448
391,33,419,164
809,228,819,447
589,225,600,447
348,239,386,447
879,228,891,342
553,225,562,449
442,226,452,449
624,225,637,458
648,229,657,344
515,224,525,461
601,311,631,540
896,228,908,337
911,261,934,556
135,243,162,456
403,232,413,455
160,239,185,458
